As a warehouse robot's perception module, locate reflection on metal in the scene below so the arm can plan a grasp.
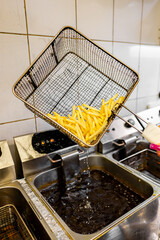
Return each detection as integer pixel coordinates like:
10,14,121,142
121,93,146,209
13,106,160,239
0,140,16,185
112,103,148,134
0,181,53,239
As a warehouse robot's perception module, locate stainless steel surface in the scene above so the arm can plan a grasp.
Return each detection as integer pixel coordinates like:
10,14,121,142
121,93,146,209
107,137,160,185
14,132,95,177
120,149,160,185
12,106,160,239
96,106,160,239
0,204,34,240
0,140,16,185
23,145,83,178
15,137,80,177
98,197,160,240
26,153,160,240
99,106,160,154
14,133,95,163
0,181,54,239
111,139,149,161
47,149,81,182
14,133,46,162
113,104,148,134
60,150,80,181
112,135,137,147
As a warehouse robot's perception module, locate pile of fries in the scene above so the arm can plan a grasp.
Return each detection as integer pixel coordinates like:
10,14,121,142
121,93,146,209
47,94,124,144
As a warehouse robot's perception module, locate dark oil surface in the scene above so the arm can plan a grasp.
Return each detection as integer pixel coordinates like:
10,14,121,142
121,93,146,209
40,170,145,234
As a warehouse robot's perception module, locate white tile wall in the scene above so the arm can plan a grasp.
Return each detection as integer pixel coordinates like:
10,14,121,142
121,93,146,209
137,95,159,113
94,41,113,54
113,42,140,72
138,45,160,98
119,98,137,117
0,119,36,143
29,36,53,63
77,0,113,40
0,34,33,123
26,0,76,35
0,118,36,163
114,0,142,43
36,118,54,132
141,0,160,45
0,0,26,34
113,42,140,100
0,0,160,158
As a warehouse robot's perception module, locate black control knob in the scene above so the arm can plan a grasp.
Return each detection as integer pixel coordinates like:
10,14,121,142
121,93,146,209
124,118,135,128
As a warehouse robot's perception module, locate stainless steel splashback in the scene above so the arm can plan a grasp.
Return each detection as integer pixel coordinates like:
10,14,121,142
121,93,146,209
0,140,16,185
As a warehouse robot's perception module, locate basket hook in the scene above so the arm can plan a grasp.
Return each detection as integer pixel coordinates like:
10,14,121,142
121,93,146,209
112,103,148,134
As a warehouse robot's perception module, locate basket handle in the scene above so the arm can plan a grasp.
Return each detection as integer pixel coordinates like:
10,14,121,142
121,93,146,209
112,104,160,145
112,104,148,134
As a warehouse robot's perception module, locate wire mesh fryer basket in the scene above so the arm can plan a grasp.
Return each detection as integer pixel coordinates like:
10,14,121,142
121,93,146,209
0,204,34,240
13,26,139,148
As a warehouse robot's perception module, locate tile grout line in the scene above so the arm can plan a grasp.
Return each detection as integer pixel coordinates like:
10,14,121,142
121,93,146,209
0,31,55,38
23,0,31,65
136,0,144,113
0,32,26,36
0,31,159,47
112,0,115,55
75,0,78,30
0,117,35,126
23,0,38,132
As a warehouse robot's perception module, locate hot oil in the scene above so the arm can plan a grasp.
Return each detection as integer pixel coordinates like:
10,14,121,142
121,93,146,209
85,149,90,175
40,169,145,234
84,149,92,212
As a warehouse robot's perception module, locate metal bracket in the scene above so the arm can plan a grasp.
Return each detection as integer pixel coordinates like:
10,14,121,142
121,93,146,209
112,104,148,134
47,149,81,182
113,135,138,148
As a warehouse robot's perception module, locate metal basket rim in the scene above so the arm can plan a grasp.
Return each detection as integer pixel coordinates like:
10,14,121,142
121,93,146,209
0,204,34,240
12,26,139,148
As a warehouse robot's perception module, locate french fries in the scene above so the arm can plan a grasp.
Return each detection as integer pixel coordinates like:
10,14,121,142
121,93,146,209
47,94,124,145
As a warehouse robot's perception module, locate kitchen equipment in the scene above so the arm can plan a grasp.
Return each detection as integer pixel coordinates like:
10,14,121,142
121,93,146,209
15,106,160,239
0,204,33,240
120,149,160,184
113,104,160,145
27,153,160,240
32,129,76,154
0,141,49,239
14,129,83,177
0,181,52,239
99,106,160,154
0,141,54,239
0,140,16,185
100,106,160,184
13,26,139,148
